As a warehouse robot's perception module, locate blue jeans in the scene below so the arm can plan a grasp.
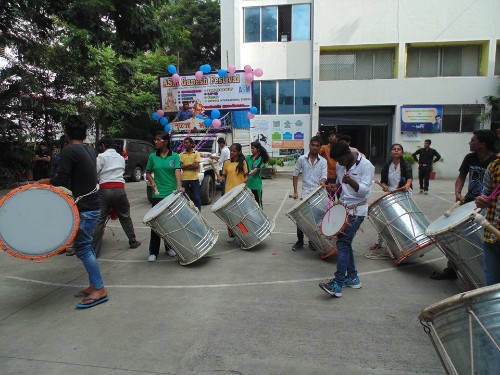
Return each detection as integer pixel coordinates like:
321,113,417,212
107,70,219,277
74,210,104,289
483,242,500,286
334,215,365,286
182,179,201,211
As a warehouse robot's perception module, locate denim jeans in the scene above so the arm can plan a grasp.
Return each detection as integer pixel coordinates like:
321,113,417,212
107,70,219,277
73,210,104,289
334,215,365,286
182,179,201,211
483,242,500,286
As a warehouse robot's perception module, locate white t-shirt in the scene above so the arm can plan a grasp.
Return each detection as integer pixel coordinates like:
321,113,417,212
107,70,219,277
218,146,230,170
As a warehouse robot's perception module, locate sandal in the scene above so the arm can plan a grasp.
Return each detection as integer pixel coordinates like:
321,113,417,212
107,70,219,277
430,268,458,280
369,243,382,251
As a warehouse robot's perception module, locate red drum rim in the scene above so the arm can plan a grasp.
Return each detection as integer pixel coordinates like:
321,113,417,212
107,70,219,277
0,184,80,260
393,239,436,266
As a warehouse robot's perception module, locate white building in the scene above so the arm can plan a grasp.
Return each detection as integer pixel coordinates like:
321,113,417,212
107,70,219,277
221,0,500,177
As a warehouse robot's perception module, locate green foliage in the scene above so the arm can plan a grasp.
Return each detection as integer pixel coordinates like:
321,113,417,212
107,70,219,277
403,152,415,165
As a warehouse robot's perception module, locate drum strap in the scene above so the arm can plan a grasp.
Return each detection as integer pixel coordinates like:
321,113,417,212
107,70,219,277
74,186,99,204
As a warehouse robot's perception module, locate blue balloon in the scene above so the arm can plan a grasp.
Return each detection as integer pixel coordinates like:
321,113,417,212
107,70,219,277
250,106,258,115
201,64,211,74
218,69,228,78
204,118,213,127
211,109,220,119
160,117,169,126
164,123,171,132
195,114,204,119
152,113,160,121
167,64,177,74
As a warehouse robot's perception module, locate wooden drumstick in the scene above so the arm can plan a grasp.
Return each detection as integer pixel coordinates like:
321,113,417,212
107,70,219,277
373,180,383,188
470,212,500,240
207,160,221,181
444,201,461,217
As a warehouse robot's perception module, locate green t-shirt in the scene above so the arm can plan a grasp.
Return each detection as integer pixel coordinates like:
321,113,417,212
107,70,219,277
146,151,181,198
245,155,263,190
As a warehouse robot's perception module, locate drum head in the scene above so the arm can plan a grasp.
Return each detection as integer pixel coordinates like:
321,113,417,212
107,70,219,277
426,201,479,236
143,192,181,223
211,183,246,212
321,205,348,237
286,185,326,216
0,185,79,260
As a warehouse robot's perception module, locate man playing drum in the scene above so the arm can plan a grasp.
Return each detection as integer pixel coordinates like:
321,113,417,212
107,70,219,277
319,142,375,298
291,136,327,251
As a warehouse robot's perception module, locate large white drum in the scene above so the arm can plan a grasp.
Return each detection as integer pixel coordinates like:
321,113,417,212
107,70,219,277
143,192,218,265
425,201,486,289
0,185,79,260
419,284,500,375
285,186,337,258
368,188,434,265
211,184,274,250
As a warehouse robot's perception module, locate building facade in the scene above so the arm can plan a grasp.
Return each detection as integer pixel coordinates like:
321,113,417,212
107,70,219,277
221,0,500,177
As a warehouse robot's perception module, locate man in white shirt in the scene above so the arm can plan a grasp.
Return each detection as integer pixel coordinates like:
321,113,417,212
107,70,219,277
319,142,374,298
93,136,141,249
291,136,327,250
210,137,230,196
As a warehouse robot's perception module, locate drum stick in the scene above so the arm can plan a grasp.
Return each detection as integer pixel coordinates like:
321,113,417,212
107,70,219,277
444,201,461,217
207,160,221,181
470,212,500,240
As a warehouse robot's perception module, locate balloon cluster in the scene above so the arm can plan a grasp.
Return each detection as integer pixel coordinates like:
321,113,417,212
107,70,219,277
151,109,171,132
202,109,221,129
167,64,180,83
247,106,258,120
194,64,212,80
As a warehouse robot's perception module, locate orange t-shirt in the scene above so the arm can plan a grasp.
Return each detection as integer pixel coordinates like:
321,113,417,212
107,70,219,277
319,144,337,180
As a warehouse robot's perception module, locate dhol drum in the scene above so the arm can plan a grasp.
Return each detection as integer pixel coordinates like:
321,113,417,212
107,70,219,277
419,284,500,375
211,184,274,249
143,192,218,265
286,186,337,258
0,185,79,260
320,204,349,239
425,201,486,289
368,188,434,265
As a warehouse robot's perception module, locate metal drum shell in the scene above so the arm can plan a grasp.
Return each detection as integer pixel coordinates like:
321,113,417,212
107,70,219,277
419,284,500,375
369,188,434,265
285,186,337,255
143,192,218,265
211,184,274,250
425,201,486,289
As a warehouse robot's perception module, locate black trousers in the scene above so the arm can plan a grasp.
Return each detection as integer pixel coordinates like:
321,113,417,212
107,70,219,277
418,166,432,191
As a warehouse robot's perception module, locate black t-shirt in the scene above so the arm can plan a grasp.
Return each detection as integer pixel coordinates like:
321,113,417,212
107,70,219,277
459,152,497,201
50,144,99,212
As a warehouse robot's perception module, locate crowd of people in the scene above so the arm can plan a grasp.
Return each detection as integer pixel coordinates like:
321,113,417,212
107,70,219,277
31,120,500,308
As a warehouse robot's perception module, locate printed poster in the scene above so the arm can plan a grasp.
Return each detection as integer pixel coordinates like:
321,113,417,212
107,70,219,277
401,105,443,133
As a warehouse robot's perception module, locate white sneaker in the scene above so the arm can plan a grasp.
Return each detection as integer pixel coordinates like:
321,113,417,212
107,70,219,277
227,236,235,243
148,254,157,262
167,249,176,257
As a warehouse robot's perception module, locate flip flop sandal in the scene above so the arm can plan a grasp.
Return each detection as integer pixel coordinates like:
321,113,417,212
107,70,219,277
75,296,109,309
74,290,90,298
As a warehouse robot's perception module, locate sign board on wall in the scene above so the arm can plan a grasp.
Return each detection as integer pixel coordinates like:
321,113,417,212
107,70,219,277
159,71,252,113
401,105,443,133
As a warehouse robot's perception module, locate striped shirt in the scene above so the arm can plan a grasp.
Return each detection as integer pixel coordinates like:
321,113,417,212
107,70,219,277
482,159,500,244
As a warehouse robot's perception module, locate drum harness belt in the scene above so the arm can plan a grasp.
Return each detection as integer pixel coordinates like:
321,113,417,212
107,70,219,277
74,186,99,204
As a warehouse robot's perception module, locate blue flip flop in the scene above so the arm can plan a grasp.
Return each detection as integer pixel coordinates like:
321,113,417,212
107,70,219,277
75,295,109,309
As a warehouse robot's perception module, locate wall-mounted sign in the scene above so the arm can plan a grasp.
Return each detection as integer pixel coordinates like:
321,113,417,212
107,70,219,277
401,105,443,133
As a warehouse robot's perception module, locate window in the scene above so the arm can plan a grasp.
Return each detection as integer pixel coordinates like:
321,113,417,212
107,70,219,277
244,4,310,43
442,104,484,132
495,43,500,76
407,45,481,77
320,49,395,80
253,80,310,114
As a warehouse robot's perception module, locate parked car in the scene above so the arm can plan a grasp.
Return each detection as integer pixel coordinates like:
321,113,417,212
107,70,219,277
114,138,155,182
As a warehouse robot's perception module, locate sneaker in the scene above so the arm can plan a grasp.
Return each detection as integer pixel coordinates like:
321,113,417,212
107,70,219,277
419,190,424,194
424,191,429,195
292,241,304,251
344,276,362,289
227,236,236,243
166,249,176,257
129,240,141,249
147,254,157,262
319,280,342,297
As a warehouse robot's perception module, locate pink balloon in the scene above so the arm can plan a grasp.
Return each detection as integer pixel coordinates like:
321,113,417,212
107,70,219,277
244,65,253,73
195,71,204,80
245,73,254,83
247,112,255,119
172,74,180,83
156,109,165,117
253,68,263,77
212,119,221,129
227,65,236,74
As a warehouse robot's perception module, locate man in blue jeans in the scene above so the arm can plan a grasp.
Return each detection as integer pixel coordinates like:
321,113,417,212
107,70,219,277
38,115,108,308
319,142,375,298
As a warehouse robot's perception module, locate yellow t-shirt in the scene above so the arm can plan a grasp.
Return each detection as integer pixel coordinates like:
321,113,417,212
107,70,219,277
180,150,201,181
222,160,248,193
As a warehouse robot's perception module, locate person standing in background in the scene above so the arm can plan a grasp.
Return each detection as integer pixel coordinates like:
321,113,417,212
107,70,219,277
180,137,202,211
245,141,269,207
33,142,51,180
210,137,230,196
412,139,441,195
319,131,337,187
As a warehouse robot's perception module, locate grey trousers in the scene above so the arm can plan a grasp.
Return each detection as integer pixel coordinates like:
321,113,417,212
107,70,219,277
94,188,137,244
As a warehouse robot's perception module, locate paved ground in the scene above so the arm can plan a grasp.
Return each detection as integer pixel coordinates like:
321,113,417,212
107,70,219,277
0,175,462,374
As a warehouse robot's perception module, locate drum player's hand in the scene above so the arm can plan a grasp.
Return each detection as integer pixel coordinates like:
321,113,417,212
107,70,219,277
475,195,489,209
382,186,389,192
326,183,336,192
455,193,465,204
178,186,185,193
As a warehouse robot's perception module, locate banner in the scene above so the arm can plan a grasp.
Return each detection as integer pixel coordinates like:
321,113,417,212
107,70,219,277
250,115,309,154
159,71,252,113
401,105,443,133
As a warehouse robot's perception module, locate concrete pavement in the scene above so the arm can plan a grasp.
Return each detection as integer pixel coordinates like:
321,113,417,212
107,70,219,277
0,175,461,374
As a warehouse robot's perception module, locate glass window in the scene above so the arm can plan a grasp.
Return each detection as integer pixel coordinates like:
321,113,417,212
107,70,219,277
419,48,439,77
374,49,394,79
252,81,261,112
295,80,310,114
261,81,276,115
442,47,461,77
356,51,373,80
461,105,483,132
278,5,291,42
278,80,294,114
461,46,480,76
407,46,480,77
292,4,310,41
262,6,277,42
244,8,260,43
495,44,500,76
